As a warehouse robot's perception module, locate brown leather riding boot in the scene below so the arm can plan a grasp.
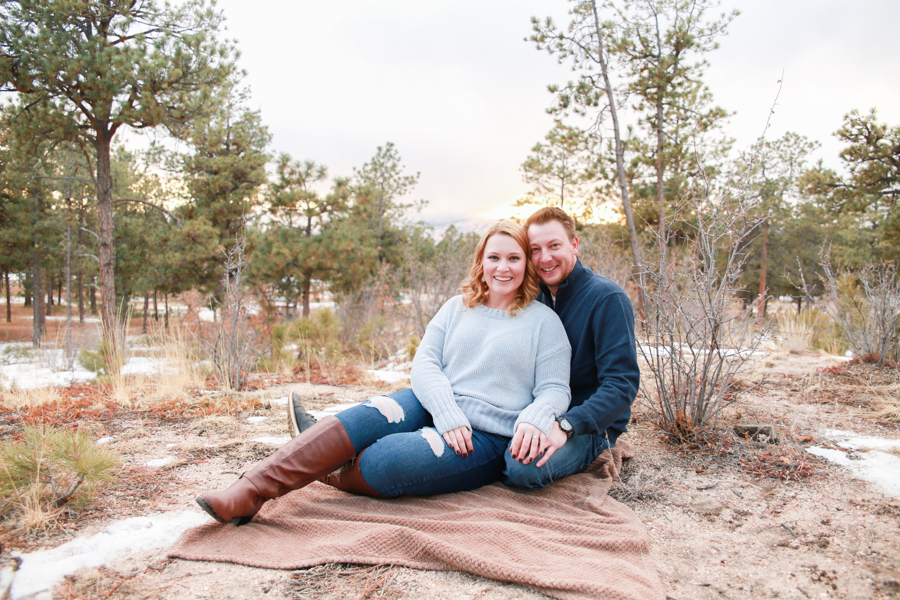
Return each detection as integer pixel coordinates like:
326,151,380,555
320,449,386,498
196,416,356,525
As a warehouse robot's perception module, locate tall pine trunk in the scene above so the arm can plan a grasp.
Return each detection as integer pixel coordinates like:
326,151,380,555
31,187,45,348
77,203,85,323
96,129,117,344
4,270,10,323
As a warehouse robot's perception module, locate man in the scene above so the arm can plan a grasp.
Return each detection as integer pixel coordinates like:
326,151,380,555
503,206,640,488
288,206,639,490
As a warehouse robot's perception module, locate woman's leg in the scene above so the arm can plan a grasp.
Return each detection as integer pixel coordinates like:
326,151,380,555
197,389,431,524
351,428,510,497
335,388,433,453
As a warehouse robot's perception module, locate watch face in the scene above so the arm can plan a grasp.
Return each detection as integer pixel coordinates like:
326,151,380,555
558,418,572,433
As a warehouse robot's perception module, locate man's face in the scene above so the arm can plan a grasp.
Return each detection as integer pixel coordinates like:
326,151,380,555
527,220,579,294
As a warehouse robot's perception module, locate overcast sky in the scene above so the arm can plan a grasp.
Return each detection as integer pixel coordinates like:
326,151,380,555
213,0,900,223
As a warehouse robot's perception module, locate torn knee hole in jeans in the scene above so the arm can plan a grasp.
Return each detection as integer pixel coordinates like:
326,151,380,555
420,427,445,458
364,396,405,423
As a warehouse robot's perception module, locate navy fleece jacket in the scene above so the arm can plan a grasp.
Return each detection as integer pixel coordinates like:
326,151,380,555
538,259,640,445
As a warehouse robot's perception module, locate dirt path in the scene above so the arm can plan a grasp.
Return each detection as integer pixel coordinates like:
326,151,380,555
4,354,900,599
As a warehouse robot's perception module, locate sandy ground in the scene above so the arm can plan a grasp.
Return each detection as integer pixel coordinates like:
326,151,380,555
2,352,900,599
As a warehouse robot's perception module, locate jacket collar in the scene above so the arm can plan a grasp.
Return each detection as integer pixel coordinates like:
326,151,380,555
539,259,589,302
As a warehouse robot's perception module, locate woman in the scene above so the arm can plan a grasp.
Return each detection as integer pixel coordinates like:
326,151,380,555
196,220,570,525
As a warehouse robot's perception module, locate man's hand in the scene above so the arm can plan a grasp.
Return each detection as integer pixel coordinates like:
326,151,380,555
442,426,473,457
533,421,568,468
510,423,548,465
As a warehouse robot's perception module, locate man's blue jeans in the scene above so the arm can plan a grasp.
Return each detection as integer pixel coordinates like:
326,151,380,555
335,389,609,496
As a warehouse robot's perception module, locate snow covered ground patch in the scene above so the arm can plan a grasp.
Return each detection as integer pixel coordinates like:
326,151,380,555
367,369,410,384
4,510,210,600
0,360,96,390
808,429,900,499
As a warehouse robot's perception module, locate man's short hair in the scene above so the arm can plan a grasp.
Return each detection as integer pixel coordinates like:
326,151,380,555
525,207,577,241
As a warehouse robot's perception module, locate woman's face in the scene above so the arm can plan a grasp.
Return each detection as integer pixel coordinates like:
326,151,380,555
481,233,527,309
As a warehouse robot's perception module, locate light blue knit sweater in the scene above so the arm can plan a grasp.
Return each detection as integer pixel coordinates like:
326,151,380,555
411,296,571,437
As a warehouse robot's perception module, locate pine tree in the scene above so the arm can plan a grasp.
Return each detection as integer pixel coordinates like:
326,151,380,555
178,82,271,299
0,0,238,344
802,109,900,259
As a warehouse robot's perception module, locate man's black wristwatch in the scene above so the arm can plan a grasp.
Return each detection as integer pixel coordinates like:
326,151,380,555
556,417,574,439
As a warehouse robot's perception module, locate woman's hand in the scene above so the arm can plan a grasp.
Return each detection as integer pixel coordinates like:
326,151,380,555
442,426,474,457
510,423,547,465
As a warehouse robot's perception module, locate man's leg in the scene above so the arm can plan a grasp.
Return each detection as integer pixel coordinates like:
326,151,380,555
502,433,610,490
355,428,509,497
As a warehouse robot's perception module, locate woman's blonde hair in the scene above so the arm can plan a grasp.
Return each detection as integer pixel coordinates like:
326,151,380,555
461,220,539,315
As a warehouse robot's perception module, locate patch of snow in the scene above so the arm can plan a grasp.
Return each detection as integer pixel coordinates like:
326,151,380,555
43,316,102,324
824,429,900,452
0,362,97,390
306,403,360,423
8,510,210,600
309,301,335,310
367,370,410,384
97,436,114,445
272,396,289,406
808,430,900,499
252,436,290,446
145,457,176,468
246,416,267,424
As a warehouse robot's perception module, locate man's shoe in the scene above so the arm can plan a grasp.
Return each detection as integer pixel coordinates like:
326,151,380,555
196,416,354,525
288,392,318,438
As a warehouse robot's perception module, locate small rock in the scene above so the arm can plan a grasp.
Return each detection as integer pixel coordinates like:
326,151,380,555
734,423,779,444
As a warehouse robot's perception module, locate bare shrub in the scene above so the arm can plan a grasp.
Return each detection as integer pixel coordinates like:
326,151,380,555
336,264,412,362
638,190,771,439
402,225,477,338
0,425,119,530
805,257,900,365
207,237,260,392
577,225,635,292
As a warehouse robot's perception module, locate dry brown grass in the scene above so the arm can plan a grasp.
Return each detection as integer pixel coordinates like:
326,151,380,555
288,564,410,600
1,386,65,409
145,325,206,403
866,386,900,423
803,360,900,423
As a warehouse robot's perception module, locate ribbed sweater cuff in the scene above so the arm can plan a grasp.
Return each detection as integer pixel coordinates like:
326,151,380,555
514,399,563,436
427,390,471,435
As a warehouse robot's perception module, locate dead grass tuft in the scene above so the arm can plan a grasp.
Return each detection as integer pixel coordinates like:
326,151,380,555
1,386,65,409
805,359,900,421
146,326,207,403
288,564,409,600
868,391,900,424
108,373,151,408
148,393,261,420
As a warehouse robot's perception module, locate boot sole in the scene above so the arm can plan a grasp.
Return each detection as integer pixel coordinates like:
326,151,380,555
196,496,227,524
196,496,256,526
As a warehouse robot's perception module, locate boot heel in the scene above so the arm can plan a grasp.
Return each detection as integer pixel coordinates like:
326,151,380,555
230,515,254,526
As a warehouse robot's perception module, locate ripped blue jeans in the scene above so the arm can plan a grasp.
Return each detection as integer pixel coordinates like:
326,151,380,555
335,388,509,497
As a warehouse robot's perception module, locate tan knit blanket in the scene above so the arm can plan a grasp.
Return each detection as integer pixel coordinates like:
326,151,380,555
169,441,664,600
